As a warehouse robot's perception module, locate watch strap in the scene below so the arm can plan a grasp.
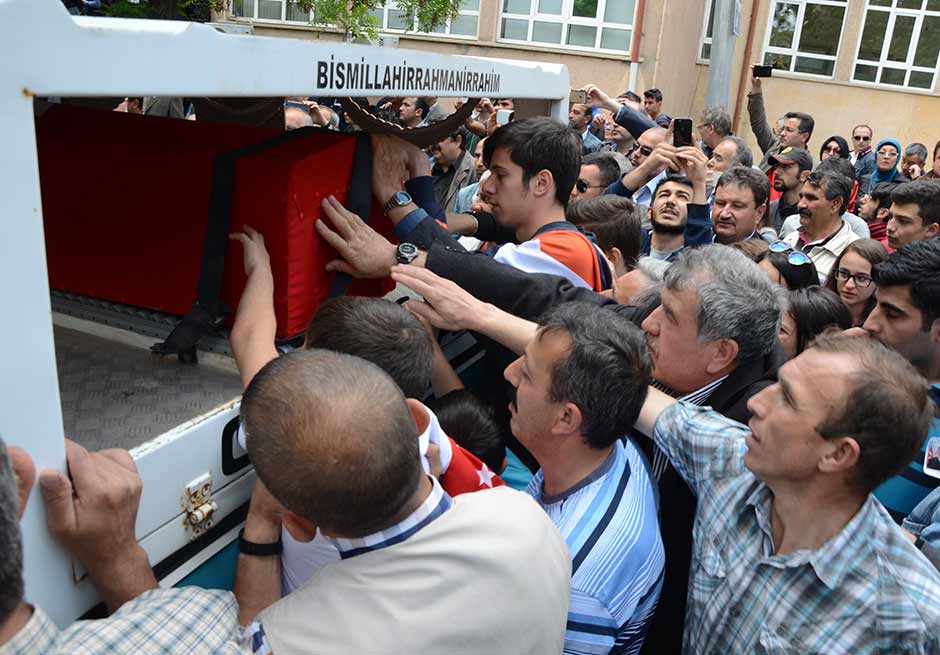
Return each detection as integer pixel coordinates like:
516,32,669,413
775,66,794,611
238,527,283,556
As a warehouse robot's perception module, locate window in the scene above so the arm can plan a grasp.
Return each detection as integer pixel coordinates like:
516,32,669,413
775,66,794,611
231,0,480,39
700,0,716,62
498,0,635,53
232,0,315,22
761,0,848,77
853,0,940,90
369,0,480,38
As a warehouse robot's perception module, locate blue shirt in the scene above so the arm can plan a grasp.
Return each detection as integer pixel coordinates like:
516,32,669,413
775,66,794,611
874,384,940,522
527,440,664,655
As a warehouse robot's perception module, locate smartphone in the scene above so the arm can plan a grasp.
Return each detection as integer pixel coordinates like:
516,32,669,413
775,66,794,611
569,89,588,104
673,118,693,148
496,109,513,126
753,65,774,78
284,100,311,114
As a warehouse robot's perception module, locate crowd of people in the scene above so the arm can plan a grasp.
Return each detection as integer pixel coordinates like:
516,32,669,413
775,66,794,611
5,65,940,655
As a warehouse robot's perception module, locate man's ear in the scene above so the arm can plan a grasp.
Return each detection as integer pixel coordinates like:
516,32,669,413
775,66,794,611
405,398,430,434
929,317,940,345
533,169,555,200
705,338,740,375
9,446,36,520
818,436,860,476
284,511,318,543
552,401,584,437
755,201,768,224
924,221,939,239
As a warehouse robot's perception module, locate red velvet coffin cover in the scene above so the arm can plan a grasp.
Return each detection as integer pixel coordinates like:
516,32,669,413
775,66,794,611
37,104,393,339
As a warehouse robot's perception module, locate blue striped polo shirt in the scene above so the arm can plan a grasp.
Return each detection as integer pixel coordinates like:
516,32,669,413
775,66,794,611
526,439,665,655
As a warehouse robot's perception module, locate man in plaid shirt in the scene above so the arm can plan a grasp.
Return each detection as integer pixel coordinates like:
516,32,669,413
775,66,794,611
633,330,940,654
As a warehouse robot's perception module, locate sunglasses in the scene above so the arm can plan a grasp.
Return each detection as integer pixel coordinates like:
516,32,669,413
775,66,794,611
834,268,874,288
769,241,811,266
853,135,871,142
823,145,842,154
575,179,606,193
628,144,654,158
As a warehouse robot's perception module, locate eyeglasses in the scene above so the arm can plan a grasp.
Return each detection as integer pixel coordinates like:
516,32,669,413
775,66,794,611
877,149,898,158
628,144,654,158
834,268,874,288
769,241,811,266
853,135,871,142
575,179,607,193
823,146,842,154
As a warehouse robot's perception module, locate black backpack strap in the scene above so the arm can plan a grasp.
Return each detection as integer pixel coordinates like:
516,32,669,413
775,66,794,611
152,129,373,362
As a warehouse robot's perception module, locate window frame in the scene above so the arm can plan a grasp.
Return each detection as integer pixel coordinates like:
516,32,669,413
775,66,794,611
698,0,716,64
760,0,849,79
851,0,940,91
497,0,636,55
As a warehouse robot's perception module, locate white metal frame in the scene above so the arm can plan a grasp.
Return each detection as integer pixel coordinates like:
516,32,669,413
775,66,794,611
851,0,940,91
369,0,481,39
760,0,849,79
1,0,570,628
497,0,635,54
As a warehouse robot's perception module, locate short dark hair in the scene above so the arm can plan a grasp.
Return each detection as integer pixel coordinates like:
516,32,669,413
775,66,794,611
905,142,928,164
447,126,470,151
643,88,663,102
566,196,642,270
430,390,505,473
581,152,622,188
810,332,934,494
803,170,852,213
654,173,694,196
784,111,814,139
730,238,770,261
817,153,856,182
716,166,770,208
824,239,887,321
785,287,852,356
890,179,940,229
756,249,820,290
414,97,431,119
538,302,651,450
719,135,754,168
873,239,940,330
620,91,642,103
869,181,899,211
0,439,23,626
242,350,422,537
304,297,433,398
484,117,581,207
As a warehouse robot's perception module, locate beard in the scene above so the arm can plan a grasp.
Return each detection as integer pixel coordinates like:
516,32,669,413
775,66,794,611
650,213,687,235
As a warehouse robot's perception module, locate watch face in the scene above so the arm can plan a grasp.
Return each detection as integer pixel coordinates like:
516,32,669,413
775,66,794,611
397,243,419,263
394,191,411,205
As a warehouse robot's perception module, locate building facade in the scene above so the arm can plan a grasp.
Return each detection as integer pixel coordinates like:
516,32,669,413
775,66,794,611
215,0,940,156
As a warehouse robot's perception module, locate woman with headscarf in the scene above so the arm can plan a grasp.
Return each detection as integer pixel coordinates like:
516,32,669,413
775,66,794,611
869,138,910,187
818,135,850,163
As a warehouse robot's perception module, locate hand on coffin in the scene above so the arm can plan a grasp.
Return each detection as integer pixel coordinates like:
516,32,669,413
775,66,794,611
317,195,397,279
39,439,157,612
229,225,272,279
393,265,487,333
371,134,412,203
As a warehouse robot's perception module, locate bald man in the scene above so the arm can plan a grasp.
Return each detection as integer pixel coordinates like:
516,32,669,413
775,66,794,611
233,350,571,654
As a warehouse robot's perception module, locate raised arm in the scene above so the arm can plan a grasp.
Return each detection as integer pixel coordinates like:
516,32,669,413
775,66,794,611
746,64,777,155
229,226,279,389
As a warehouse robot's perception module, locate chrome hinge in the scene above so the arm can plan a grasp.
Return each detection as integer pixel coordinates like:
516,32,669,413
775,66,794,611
181,473,218,539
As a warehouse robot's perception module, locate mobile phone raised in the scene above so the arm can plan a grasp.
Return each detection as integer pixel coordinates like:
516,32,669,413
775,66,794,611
569,89,588,104
673,118,693,148
753,65,774,78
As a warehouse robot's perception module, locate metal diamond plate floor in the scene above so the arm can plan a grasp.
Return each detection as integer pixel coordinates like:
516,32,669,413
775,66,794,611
55,326,243,451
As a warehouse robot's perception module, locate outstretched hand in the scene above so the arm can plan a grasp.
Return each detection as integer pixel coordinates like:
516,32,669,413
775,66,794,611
316,195,397,279
393,264,487,332
229,225,272,278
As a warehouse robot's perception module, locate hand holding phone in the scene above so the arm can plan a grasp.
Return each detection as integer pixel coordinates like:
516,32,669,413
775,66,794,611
753,65,774,78
672,118,693,148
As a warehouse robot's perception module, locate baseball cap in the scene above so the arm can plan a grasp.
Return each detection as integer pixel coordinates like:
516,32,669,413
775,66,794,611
769,147,814,172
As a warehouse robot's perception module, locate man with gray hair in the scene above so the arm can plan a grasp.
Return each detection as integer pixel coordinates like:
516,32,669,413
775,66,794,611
902,142,929,180
698,106,732,158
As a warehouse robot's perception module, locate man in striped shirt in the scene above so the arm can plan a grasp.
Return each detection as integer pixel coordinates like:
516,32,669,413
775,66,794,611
633,331,940,653
503,302,664,655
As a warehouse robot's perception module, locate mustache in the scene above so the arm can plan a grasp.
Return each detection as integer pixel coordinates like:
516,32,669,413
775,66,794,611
799,209,812,216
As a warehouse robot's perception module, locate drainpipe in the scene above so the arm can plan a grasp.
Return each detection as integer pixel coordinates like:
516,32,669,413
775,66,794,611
732,0,761,133
628,0,647,93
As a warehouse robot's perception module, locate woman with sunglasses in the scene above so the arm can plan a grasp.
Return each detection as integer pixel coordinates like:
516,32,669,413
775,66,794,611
824,238,888,327
818,135,850,163
870,138,910,188
755,242,820,290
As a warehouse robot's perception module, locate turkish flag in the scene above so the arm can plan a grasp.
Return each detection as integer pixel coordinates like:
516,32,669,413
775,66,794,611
440,437,505,496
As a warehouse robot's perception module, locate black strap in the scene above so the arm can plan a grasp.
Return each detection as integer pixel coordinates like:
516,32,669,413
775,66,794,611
152,128,373,361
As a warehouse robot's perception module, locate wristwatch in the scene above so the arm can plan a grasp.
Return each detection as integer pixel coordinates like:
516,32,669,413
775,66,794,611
396,242,419,265
237,527,283,557
383,191,413,214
